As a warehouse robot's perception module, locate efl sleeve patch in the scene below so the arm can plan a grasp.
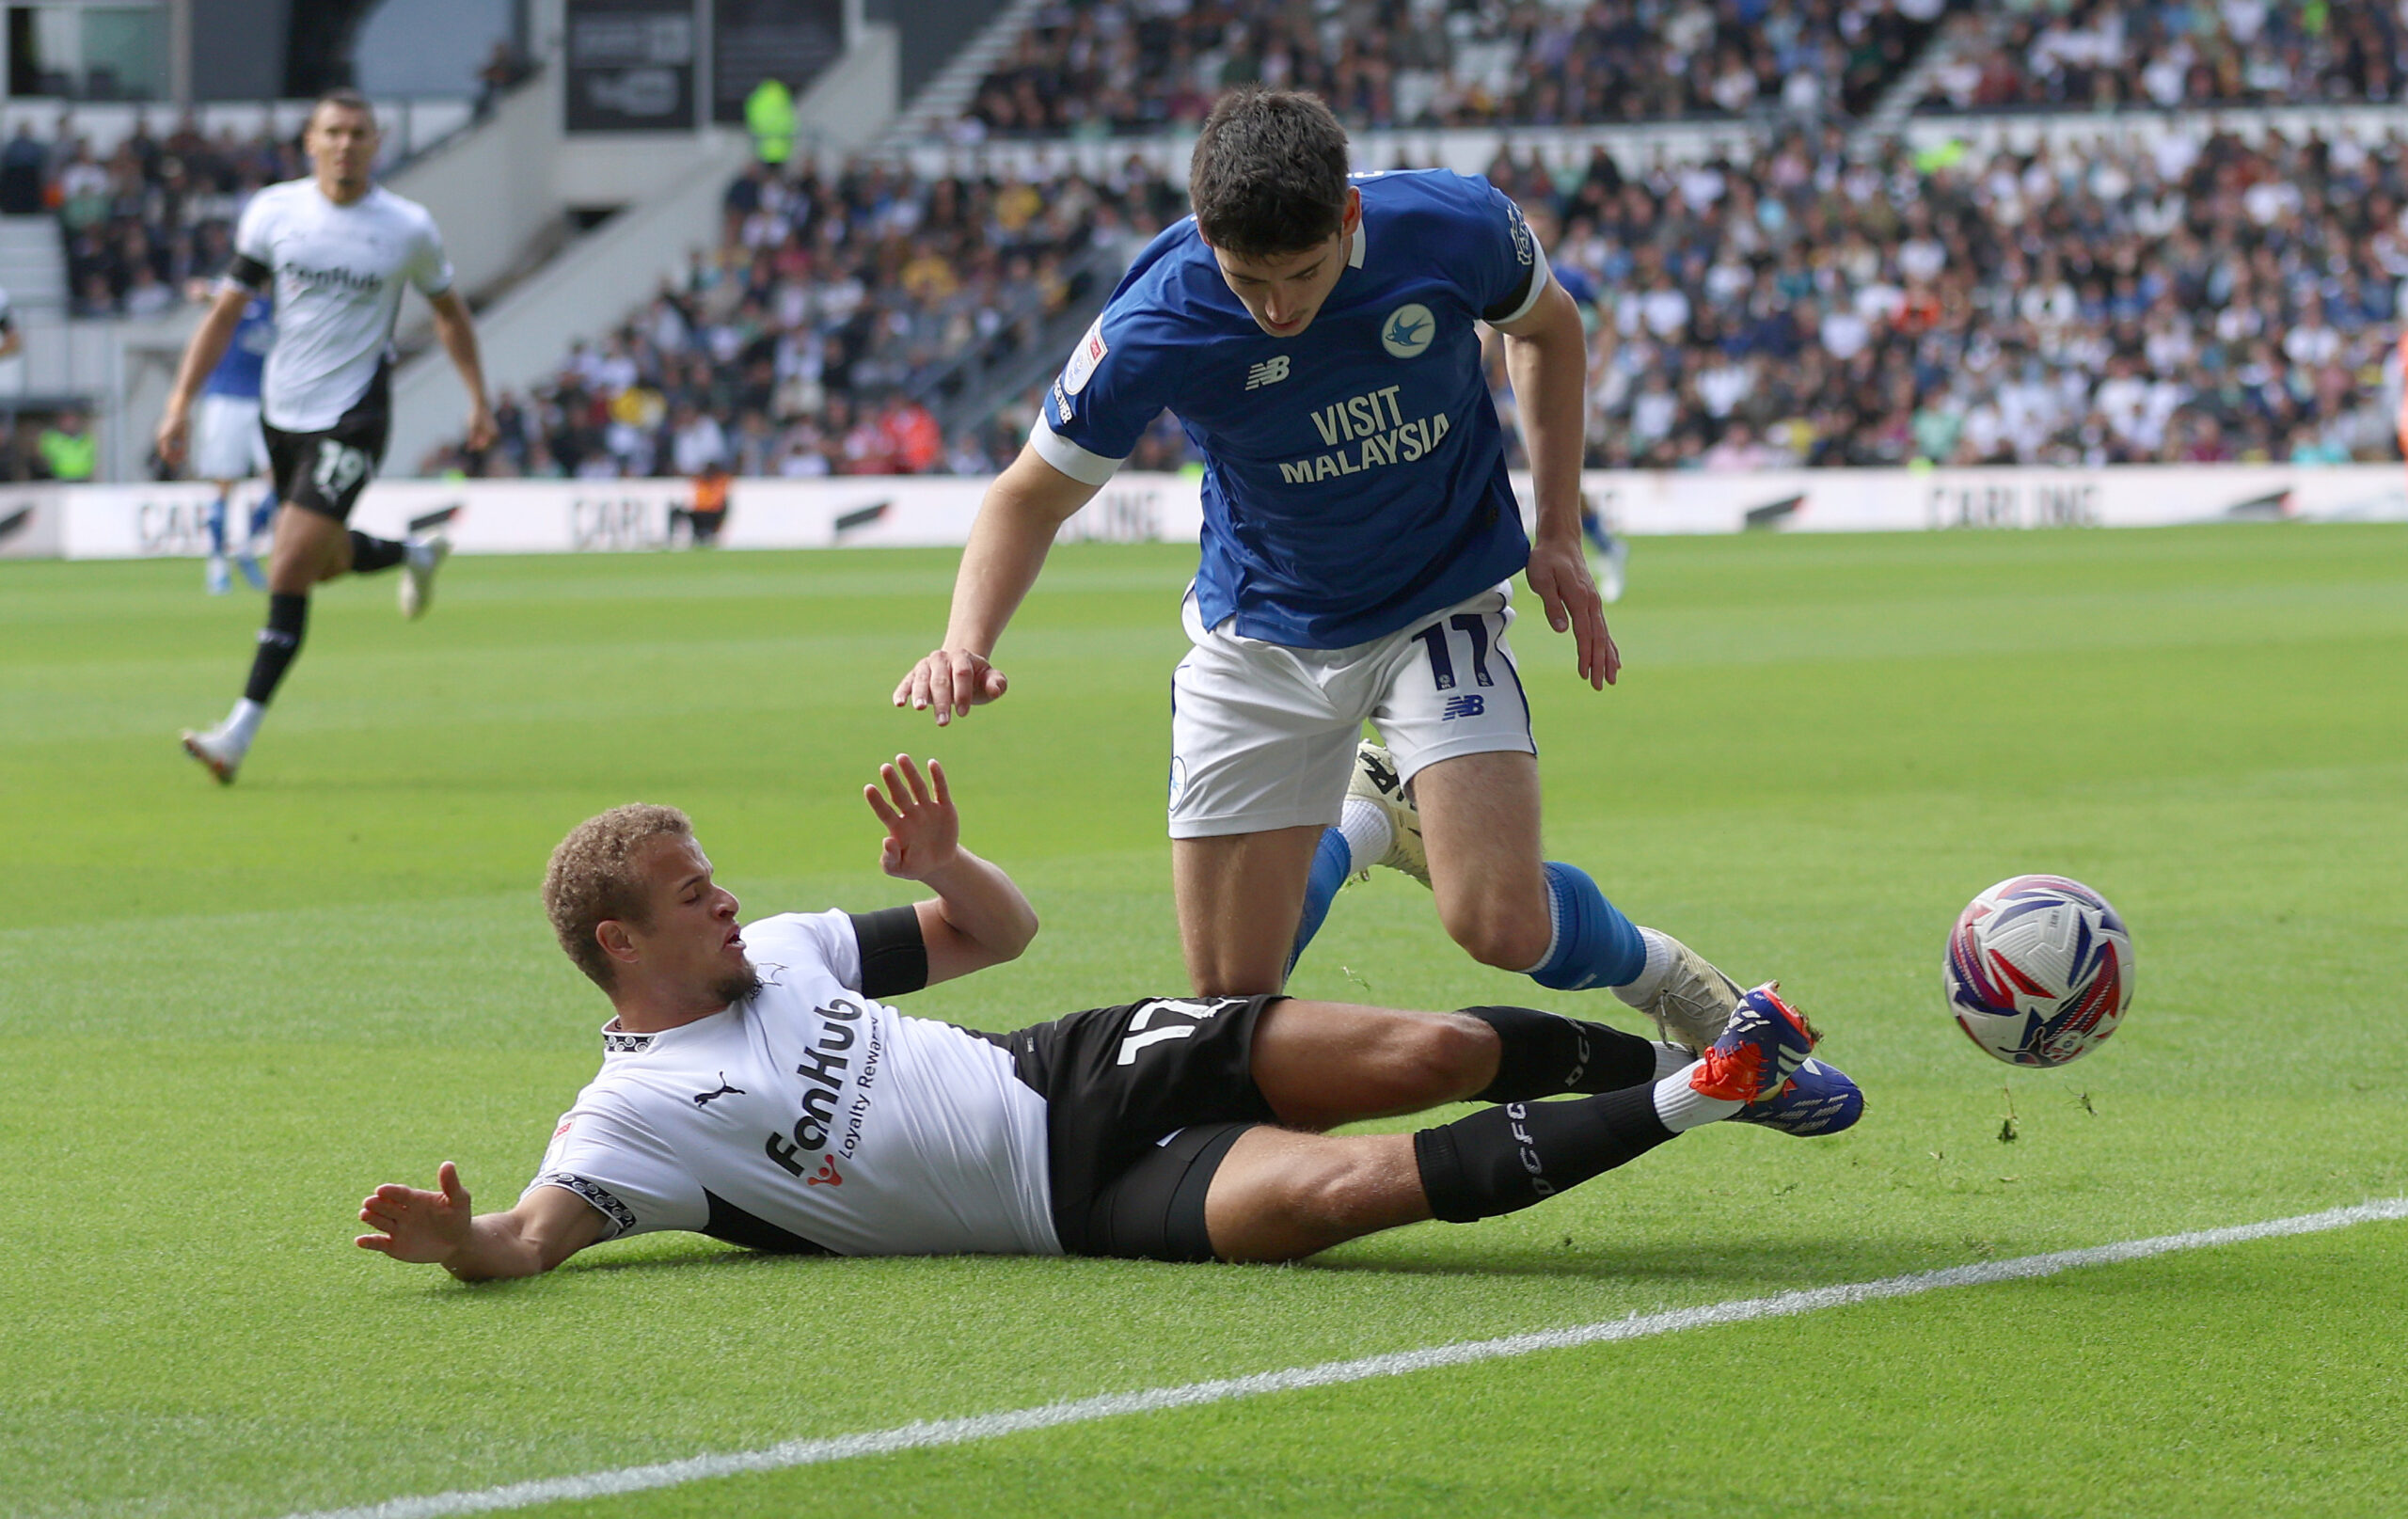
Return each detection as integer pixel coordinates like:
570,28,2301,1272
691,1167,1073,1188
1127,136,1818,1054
1481,242,1552,325
1038,299,1164,467
410,219,456,298
848,904,929,999
1062,318,1108,395
1479,194,1553,325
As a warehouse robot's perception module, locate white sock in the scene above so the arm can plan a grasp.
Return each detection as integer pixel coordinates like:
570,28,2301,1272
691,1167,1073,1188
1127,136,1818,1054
404,539,436,570
1651,1041,1691,1081
1337,797,1391,871
222,698,266,750
1610,926,1677,1005
1652,1062,1744,1132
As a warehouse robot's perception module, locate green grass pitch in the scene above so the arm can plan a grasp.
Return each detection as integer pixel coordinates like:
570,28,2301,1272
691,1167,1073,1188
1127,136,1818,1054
3,524,2404,1518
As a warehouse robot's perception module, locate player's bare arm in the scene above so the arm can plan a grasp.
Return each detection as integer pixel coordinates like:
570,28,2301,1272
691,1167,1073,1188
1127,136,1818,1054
896,444,1101,724
1494,279,1618,689
356,1160,607,1281
155,285,253,466
427,288,498,452
863,752,1038,983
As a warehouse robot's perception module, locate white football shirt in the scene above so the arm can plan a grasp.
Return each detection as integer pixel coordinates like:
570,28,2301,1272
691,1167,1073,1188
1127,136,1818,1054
523,910,1061,1258
227,179,453,432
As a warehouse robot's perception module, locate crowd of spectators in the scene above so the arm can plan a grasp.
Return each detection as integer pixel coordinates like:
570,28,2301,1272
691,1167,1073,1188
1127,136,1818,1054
1919,1,2408,113
965,0,1953,136
2,114,293,317
426,158,1190,480
439,115,2408,480
1489,122,2408,468
0,115,305,318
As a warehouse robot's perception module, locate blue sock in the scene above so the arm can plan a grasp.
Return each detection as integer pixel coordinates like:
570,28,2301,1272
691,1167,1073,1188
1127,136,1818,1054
1284,828,1354,980
206,494,229,554
247,489,277,539
1527,861,1645,991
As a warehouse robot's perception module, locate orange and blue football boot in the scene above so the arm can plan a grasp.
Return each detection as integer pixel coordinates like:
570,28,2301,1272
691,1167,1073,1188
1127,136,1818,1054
1732,1056,1864,1136
1687,982,1817,1102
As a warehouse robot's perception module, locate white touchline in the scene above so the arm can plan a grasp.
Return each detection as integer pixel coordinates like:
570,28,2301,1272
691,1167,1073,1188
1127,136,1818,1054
284,1198,2408,1519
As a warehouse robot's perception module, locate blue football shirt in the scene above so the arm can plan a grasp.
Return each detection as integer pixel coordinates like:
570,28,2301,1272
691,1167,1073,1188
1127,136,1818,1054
1032,168,1552,649
200,295,275,401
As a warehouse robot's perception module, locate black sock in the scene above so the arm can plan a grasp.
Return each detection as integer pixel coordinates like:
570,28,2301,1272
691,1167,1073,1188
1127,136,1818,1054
347,530,407,574
1462,1005,1659,1101
1413,1088,1673,1223
243,593,309,704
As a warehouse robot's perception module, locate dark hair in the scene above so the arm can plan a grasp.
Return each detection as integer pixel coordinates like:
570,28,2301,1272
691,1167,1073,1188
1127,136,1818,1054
1189,88,1352,259
309,87,378,129
543,803,693,990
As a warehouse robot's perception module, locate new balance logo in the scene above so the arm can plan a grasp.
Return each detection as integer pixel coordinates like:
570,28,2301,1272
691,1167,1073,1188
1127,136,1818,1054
1244,356,1291,390
1442,694,1485,720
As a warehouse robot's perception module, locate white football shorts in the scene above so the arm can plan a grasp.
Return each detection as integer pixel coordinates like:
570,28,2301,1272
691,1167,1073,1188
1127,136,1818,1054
191,393,268,483
1167,582,1536,839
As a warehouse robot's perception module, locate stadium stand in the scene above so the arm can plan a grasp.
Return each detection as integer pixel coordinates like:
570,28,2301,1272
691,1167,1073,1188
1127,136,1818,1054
962,0,1956,134
1916,2,2406,113
422,160,1190,479
436,116,2408,477
23,116,303,317
1496,123,2408,467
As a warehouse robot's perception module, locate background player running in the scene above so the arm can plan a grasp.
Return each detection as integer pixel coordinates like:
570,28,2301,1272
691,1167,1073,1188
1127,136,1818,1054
895,88,1832,1084
159,88,497,784
183,281,277,595
355,755,1857,1280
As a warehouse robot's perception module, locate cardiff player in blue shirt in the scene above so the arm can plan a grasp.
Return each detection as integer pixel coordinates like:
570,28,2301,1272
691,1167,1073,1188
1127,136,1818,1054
190,288,277,594
895,90,1859,1139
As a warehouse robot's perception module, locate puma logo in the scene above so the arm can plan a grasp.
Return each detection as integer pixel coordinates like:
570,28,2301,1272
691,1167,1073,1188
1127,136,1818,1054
693,1074,746,1107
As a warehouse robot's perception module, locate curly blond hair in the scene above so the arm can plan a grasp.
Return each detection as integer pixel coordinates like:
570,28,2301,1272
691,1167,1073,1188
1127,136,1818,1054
542,803,691,990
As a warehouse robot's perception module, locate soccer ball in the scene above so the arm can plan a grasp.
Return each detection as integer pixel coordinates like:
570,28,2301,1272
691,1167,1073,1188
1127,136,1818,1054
1944,875,2133,1068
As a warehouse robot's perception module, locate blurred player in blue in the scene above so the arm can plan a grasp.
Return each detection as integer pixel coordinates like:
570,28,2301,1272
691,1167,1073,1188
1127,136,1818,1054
187,282,277,594
897,89,1860,1121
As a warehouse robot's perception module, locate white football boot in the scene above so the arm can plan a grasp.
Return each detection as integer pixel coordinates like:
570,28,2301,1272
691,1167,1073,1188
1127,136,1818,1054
1618,928,1746,1054
1346,741,1430,887
180,726,243,785
399,533,451,620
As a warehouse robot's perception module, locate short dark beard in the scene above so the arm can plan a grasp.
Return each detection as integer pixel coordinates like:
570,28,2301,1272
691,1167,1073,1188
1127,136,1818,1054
709,961,763,1006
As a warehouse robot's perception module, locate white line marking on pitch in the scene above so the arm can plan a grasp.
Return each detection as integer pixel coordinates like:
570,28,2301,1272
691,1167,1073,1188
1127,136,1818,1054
282,1198,2408,1519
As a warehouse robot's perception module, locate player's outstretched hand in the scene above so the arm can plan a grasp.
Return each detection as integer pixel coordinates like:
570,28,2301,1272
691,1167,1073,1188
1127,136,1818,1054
356,1161,473,1265
894,648,1007,727
464,402,499,453
864,754,958,880
1526,537,1621,689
